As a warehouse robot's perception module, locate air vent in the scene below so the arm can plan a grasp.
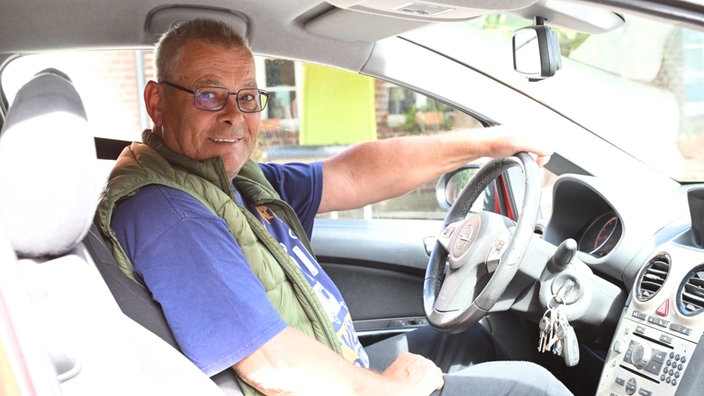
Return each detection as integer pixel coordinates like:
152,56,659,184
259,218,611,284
678,264,704,316
636,253,671,301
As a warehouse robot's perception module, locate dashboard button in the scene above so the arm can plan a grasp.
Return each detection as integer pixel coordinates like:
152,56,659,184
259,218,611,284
613,340,626,354
645,360,662,375
656,300,669,316
652,350,666,363
646,317,668,327
626,378,637,395
670,323,693,336
632,310,647,320
631,343,652,369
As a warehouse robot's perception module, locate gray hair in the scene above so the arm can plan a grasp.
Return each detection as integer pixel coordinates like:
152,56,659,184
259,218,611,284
154,18,251,81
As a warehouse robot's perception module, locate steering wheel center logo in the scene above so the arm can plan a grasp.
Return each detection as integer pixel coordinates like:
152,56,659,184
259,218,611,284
453,219,478,258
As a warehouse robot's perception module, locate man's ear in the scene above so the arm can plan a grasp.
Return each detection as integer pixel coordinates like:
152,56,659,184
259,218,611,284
144,80,163,126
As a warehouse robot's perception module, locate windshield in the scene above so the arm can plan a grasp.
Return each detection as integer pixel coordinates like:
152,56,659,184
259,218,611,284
411,13,704,182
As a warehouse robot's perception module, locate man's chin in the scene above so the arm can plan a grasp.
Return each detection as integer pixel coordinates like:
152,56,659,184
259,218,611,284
222,157,249,179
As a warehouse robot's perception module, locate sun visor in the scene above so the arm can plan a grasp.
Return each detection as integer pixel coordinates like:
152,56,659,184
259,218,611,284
304,7,430,42
326,0,540,21
145,6,249,41
305,0,541,42
514,0,625,34
305,0,623,42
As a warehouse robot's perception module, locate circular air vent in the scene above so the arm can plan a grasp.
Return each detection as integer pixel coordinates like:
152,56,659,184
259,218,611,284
677,264,704,316
636,253,671,301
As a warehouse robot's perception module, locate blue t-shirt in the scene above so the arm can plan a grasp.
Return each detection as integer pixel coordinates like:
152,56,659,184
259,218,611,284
247,202,368,368
111,161,367,375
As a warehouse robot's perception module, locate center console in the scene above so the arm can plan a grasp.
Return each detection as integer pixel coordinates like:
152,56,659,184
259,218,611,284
596,249,704,396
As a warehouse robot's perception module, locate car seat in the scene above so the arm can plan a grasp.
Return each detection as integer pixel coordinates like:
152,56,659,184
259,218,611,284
0,68,225,395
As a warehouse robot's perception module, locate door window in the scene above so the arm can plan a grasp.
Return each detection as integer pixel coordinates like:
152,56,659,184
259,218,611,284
2,52,496,220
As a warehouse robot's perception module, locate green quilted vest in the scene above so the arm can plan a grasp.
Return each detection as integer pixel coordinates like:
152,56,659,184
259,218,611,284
96,130,341,395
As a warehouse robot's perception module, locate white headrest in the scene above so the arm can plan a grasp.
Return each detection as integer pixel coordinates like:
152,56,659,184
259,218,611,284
0,69,97,257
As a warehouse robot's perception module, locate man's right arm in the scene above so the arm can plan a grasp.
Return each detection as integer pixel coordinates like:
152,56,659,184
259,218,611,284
235,326,444,396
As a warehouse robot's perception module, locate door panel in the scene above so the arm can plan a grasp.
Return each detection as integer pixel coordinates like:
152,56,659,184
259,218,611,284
311,218,442,344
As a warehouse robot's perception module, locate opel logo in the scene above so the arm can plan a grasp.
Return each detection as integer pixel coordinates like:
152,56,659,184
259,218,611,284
455,224,474,251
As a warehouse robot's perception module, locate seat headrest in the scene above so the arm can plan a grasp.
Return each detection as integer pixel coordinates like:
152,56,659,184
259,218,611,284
0,69,98,257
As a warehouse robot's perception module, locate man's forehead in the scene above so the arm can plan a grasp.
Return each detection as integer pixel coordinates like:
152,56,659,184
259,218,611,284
196,73,257,87
177,43,256,85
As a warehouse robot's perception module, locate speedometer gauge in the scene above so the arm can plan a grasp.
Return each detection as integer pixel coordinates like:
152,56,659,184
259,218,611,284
578,212,622,258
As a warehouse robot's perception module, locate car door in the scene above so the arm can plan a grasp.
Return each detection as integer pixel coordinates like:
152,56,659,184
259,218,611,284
312,217,440,345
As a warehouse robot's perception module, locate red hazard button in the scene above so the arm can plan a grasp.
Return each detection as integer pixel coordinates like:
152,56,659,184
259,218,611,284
656,299,669,316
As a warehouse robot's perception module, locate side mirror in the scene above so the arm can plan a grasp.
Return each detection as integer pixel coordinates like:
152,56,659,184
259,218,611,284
436,163,528,220
512,23,561,81
435,164,481,210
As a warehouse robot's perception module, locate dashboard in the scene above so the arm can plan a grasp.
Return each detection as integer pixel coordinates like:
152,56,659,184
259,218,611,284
542,174,704,396
543,175,689,286
578,211,622,258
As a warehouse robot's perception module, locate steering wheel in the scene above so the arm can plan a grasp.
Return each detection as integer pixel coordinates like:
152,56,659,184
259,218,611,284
424,152,542,333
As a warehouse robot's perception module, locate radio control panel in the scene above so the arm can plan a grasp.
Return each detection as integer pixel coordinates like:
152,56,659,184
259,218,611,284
597,307,697,396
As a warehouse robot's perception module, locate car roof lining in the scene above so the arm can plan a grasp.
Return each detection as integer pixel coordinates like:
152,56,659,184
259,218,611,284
306,0,625,41
0,1,377,73
0,1,627,71
4,1,704,66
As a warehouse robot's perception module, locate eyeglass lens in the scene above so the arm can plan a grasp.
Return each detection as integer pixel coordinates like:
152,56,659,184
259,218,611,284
194,87,267,112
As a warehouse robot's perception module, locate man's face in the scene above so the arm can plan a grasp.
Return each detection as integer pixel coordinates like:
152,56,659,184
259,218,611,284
153,41,261,179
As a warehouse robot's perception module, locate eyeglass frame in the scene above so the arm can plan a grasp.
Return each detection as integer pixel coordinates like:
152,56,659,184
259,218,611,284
159,80,269,113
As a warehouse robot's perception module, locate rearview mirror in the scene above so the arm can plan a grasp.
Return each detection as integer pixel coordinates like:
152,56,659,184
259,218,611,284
512,23,561,81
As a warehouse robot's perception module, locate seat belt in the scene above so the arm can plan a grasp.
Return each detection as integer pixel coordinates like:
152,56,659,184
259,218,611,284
85,223,245,394
84,223,180,349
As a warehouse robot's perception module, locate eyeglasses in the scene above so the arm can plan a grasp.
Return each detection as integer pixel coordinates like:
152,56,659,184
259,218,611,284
159,81,269,113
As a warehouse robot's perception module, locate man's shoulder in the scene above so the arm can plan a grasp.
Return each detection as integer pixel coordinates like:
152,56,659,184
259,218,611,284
111,184,227,257
257,161,321,177
257,161,322,193
119,184,217,221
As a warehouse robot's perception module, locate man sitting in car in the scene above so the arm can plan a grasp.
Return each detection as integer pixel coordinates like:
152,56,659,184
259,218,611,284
97,18,571,396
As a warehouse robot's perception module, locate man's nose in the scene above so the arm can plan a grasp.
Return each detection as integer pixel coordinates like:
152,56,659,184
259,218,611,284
219,95,244,124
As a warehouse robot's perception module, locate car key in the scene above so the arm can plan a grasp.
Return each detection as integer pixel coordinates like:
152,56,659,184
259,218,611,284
560,322,580,367
552,322,564,355
550,307,566,355
544,308,561,353
538,313,551,352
